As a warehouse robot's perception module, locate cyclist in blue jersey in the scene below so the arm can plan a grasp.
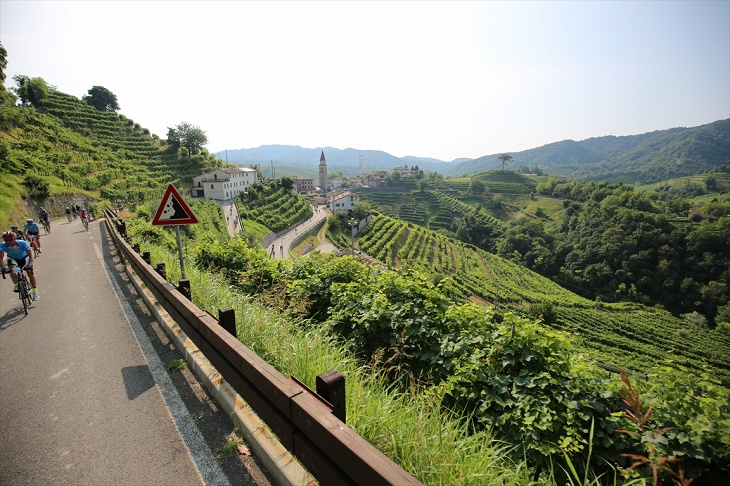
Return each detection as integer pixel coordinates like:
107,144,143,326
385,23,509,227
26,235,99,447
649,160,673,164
23,218,42,254
1,230,39,300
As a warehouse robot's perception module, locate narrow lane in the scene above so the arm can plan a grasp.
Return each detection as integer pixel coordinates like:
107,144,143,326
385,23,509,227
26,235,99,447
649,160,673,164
0,216,268,485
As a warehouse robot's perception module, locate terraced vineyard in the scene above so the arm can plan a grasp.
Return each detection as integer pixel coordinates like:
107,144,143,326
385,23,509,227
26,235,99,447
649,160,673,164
241,186,313,232
356,188,505,234
356,213,730,383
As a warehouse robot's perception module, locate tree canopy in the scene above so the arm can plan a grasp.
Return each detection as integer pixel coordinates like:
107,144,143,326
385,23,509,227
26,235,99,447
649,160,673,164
167,122,208,159
82,85,120,112
0,42,17,106
498,153,513,170
13,75,49,106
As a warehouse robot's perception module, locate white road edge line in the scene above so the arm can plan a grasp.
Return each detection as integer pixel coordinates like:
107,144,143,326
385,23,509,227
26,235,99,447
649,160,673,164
93,242,230,486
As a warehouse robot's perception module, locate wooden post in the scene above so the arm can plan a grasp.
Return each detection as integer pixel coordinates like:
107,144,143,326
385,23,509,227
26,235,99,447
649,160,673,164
316,370,346,423
142,251,151,265
178,279,191,300
155,262,167,280
218,307,236,336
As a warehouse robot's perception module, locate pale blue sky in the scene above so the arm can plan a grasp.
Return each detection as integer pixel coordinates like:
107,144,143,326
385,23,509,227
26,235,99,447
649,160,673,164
1,1,728,161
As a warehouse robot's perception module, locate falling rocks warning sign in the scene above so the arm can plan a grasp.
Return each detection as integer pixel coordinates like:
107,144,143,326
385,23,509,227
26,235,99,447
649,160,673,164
152,184,199,226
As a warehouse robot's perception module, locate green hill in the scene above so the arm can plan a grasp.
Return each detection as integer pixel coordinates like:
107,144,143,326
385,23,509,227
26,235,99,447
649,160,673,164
446,119,730,184
0,89,221,228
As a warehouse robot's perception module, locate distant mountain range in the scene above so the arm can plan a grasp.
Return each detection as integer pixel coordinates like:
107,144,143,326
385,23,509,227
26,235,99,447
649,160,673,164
215,119,729,184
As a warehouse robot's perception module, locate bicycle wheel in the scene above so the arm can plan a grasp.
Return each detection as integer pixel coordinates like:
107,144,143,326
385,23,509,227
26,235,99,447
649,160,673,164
18,275,31,315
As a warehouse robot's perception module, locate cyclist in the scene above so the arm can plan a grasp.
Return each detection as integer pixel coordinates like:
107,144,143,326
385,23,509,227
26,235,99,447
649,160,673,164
23,218,41,254
1,230,39,300
10,225,26,242
38,207,51,233
71,206,77,219
79,207,89,229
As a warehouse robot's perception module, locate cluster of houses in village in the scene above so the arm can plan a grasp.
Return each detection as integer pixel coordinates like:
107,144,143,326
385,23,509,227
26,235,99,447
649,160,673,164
190,152,421,213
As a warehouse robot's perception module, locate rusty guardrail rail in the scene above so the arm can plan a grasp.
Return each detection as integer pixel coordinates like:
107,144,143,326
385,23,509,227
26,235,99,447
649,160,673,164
103,209,421,486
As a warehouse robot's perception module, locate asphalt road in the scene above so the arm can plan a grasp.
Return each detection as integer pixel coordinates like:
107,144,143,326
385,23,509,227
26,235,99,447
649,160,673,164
0,217,271,485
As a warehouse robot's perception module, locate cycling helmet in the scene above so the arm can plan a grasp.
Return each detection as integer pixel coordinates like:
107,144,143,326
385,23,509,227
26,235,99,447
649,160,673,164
2,231,17,241
27,218,33,223
10,225,18,231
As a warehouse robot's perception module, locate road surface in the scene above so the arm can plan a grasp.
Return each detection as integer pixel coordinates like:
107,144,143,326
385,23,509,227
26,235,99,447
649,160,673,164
0,216,271,485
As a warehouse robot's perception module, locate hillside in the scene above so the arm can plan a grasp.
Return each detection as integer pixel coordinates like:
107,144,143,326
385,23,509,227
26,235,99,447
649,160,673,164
445,119,730,183
350,211,730,384
0,89,221,228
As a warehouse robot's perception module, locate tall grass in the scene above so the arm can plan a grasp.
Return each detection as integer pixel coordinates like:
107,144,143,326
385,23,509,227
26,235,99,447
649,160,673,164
145,245,550,484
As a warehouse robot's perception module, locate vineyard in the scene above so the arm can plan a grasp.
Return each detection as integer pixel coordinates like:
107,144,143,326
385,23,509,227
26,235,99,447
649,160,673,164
355,212,730,383
2,90,215,205
239,185,313,233
357,188,505,233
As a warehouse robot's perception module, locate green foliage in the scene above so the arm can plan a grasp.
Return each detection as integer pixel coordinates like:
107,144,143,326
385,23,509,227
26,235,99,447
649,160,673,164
194,237,283,295
440,309,622,471
619,370,730,484
167,121,208,159
22,174,50,198
239,184,312,232
82,85,120,112
13,75,49,106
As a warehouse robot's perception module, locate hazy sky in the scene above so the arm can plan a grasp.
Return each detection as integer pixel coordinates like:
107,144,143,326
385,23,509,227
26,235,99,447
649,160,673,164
1,1,728,161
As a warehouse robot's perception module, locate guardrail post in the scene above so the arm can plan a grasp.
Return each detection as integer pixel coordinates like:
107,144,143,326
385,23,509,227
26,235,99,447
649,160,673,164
119,220,127,238
142,251,151,265
178,279,191,300
218,307,236,336
316,370,346,423
133,243,140,254
155,262,167,280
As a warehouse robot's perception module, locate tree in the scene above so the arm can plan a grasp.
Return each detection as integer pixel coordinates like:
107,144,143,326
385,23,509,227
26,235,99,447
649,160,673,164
352,201,372,221
0,43,17,106
498,153,513,170
13,75,49,106
167,122,208,160
82,86,120,112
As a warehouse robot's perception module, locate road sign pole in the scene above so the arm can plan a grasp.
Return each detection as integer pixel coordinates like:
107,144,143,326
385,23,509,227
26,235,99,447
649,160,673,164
175,225,186,279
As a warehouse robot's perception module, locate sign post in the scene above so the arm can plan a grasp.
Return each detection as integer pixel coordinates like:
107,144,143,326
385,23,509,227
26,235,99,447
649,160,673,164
151,184,198,278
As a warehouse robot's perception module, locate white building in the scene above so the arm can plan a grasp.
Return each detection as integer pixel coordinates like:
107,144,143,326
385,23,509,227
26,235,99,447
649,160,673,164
191,167,258,200
329,190,360,212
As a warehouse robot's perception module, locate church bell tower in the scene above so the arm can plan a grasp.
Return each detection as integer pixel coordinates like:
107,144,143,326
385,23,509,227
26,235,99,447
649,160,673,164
319,150,327,195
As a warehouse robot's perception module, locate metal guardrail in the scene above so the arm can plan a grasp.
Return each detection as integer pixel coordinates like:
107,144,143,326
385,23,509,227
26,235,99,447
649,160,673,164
103,209,422,486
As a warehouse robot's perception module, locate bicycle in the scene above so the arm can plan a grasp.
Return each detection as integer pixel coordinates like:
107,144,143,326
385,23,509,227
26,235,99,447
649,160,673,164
42,220,51,234
66,212,72,222
2,265,33,315
81,216,89,231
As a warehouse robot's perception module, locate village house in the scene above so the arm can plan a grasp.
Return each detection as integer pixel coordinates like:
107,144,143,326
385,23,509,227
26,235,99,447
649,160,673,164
191,167,258,200
328,190,360,212
293,176,315,194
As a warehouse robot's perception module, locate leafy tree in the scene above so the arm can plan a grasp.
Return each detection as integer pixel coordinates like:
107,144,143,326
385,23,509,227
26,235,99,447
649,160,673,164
498,153,513,170
82,85,120,112
167,122,208,160
352,200,372,221
279,176,294,190
0,42,17,106
13,75,49,106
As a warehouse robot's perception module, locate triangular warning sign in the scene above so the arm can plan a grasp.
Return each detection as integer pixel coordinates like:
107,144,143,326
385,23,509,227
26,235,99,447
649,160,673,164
152,184,199,226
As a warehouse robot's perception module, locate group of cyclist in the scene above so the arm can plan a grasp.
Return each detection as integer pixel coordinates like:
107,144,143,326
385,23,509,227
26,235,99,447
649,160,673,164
3,205,97,304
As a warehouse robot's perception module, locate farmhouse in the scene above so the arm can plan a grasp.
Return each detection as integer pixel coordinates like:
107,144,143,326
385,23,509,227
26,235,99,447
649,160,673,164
191,167,258,200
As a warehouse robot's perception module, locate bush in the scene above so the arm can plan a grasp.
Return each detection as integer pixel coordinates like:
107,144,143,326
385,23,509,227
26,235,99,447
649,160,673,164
22,174,50,198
